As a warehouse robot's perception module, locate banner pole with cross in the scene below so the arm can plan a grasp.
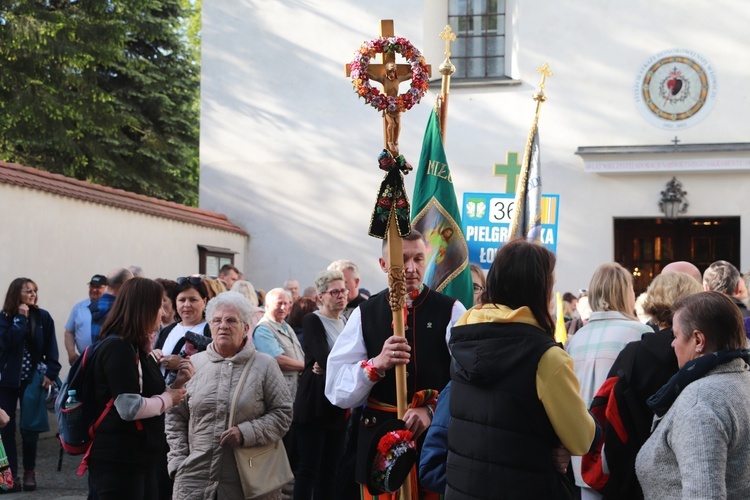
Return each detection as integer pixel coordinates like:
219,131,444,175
346,19,431,499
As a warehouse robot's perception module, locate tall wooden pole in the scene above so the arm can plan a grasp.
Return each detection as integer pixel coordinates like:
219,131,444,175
345,19,435,500
379,22,410,500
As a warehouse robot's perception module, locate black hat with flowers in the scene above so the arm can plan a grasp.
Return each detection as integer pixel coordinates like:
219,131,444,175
365,419,417,494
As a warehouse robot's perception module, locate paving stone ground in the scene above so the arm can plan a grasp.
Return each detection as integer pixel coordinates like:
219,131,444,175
1,435,88,499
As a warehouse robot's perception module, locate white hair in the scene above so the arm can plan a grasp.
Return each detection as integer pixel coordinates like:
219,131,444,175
205,291,254,324
327,260,360,280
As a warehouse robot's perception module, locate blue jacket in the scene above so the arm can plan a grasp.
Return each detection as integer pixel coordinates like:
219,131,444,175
419,381,450,494
0,308,61,388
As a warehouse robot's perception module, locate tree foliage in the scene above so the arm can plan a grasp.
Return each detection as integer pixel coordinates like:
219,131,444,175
0,0,200,205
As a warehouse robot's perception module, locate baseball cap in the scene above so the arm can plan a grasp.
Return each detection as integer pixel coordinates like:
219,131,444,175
88,275,108,287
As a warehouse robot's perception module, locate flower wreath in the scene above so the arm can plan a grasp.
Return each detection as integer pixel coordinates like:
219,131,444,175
371,429,416,489
350,36,430,113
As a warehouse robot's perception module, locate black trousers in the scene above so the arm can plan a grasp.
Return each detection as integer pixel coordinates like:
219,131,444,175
293,422,346,500
0,384,39,478
89,467,158,500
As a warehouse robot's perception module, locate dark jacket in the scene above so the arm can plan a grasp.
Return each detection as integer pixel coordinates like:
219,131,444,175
600,328,678,500
0,308,60,388
730,297,750,340
292,312,345,428
419,381,451,494
89,336,166,473
447,321,565,500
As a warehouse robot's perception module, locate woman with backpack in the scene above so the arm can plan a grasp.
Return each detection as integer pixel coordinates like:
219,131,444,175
445,239,600,499
0,277,61,492
566,262,653,500
87,277,191,499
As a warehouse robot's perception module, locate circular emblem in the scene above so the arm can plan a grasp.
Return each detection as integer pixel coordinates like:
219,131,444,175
634,49,717,130
349,37,430,113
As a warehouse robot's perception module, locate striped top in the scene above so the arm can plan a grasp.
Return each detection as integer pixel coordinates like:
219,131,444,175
566,310,653,407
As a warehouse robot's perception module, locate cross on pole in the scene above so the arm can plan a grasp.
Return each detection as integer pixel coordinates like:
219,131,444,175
537,62,553,93
344,21,432,500
345,20,430,156
440,25,456,59
437,25,457,140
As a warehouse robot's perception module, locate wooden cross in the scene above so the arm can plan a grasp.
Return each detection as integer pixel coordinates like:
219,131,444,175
345,20,431,156
344,22,433,500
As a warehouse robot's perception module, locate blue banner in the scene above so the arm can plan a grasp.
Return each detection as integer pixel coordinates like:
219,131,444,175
462,192,560,270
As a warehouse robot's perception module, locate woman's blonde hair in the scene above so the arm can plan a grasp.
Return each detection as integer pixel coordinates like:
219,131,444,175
231,280,259,307
202,276,227,300
642,272,703,327
588,263,635,318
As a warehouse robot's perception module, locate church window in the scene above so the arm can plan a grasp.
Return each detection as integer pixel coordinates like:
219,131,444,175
448,0,506,79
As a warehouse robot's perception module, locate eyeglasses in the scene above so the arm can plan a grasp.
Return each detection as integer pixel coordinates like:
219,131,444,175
473,284,485,293
322,288,348,298
21,289,38,295
176,276,203,286
209,316,243,327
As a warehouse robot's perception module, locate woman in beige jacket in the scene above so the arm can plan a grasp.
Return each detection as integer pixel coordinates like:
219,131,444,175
166,292,293,500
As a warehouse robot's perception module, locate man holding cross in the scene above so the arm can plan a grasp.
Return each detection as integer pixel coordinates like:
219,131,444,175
325,230,465,499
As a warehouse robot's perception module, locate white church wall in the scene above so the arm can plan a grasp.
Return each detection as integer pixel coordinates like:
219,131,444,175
201,0,750,293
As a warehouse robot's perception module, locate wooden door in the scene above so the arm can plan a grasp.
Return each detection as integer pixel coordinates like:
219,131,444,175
614,217,740,294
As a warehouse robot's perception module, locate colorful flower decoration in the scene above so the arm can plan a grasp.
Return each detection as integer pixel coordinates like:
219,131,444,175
371,429,416,489
350,37,430,113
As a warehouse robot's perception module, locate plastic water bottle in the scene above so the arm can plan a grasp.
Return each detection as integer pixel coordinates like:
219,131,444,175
64,390,82,419
65,390,79,408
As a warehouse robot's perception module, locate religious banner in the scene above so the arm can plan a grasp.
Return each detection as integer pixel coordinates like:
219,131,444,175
509,63,552,242
411,107,473,309
510,128,543,242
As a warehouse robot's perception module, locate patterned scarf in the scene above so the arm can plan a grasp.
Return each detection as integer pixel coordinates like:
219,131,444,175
647,348,750,417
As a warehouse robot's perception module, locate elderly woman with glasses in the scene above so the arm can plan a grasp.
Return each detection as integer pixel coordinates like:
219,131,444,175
292,270,349,500
167,292,293,500
0,278,60,492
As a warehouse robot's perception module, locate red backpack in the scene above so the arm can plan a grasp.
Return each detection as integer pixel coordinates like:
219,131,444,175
580,367,651,499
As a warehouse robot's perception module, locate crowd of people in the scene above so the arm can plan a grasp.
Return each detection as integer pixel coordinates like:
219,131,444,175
1,242,750,499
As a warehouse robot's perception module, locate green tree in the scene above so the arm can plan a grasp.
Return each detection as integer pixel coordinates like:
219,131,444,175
0,0,200,205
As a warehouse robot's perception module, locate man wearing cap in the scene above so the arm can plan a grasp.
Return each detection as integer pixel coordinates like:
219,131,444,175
325,230,465,499
90,267,134,343
63,274,107,364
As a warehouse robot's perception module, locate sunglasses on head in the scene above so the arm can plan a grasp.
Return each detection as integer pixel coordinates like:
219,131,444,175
176,276,203,286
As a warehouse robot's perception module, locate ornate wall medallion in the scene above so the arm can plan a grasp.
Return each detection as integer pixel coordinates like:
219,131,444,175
634,49,717,130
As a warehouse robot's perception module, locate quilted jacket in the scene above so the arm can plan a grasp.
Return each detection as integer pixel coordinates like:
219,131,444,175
166,340,293,499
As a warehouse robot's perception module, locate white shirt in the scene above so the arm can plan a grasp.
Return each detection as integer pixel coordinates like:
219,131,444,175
324,299,465,409
160,322,208,374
